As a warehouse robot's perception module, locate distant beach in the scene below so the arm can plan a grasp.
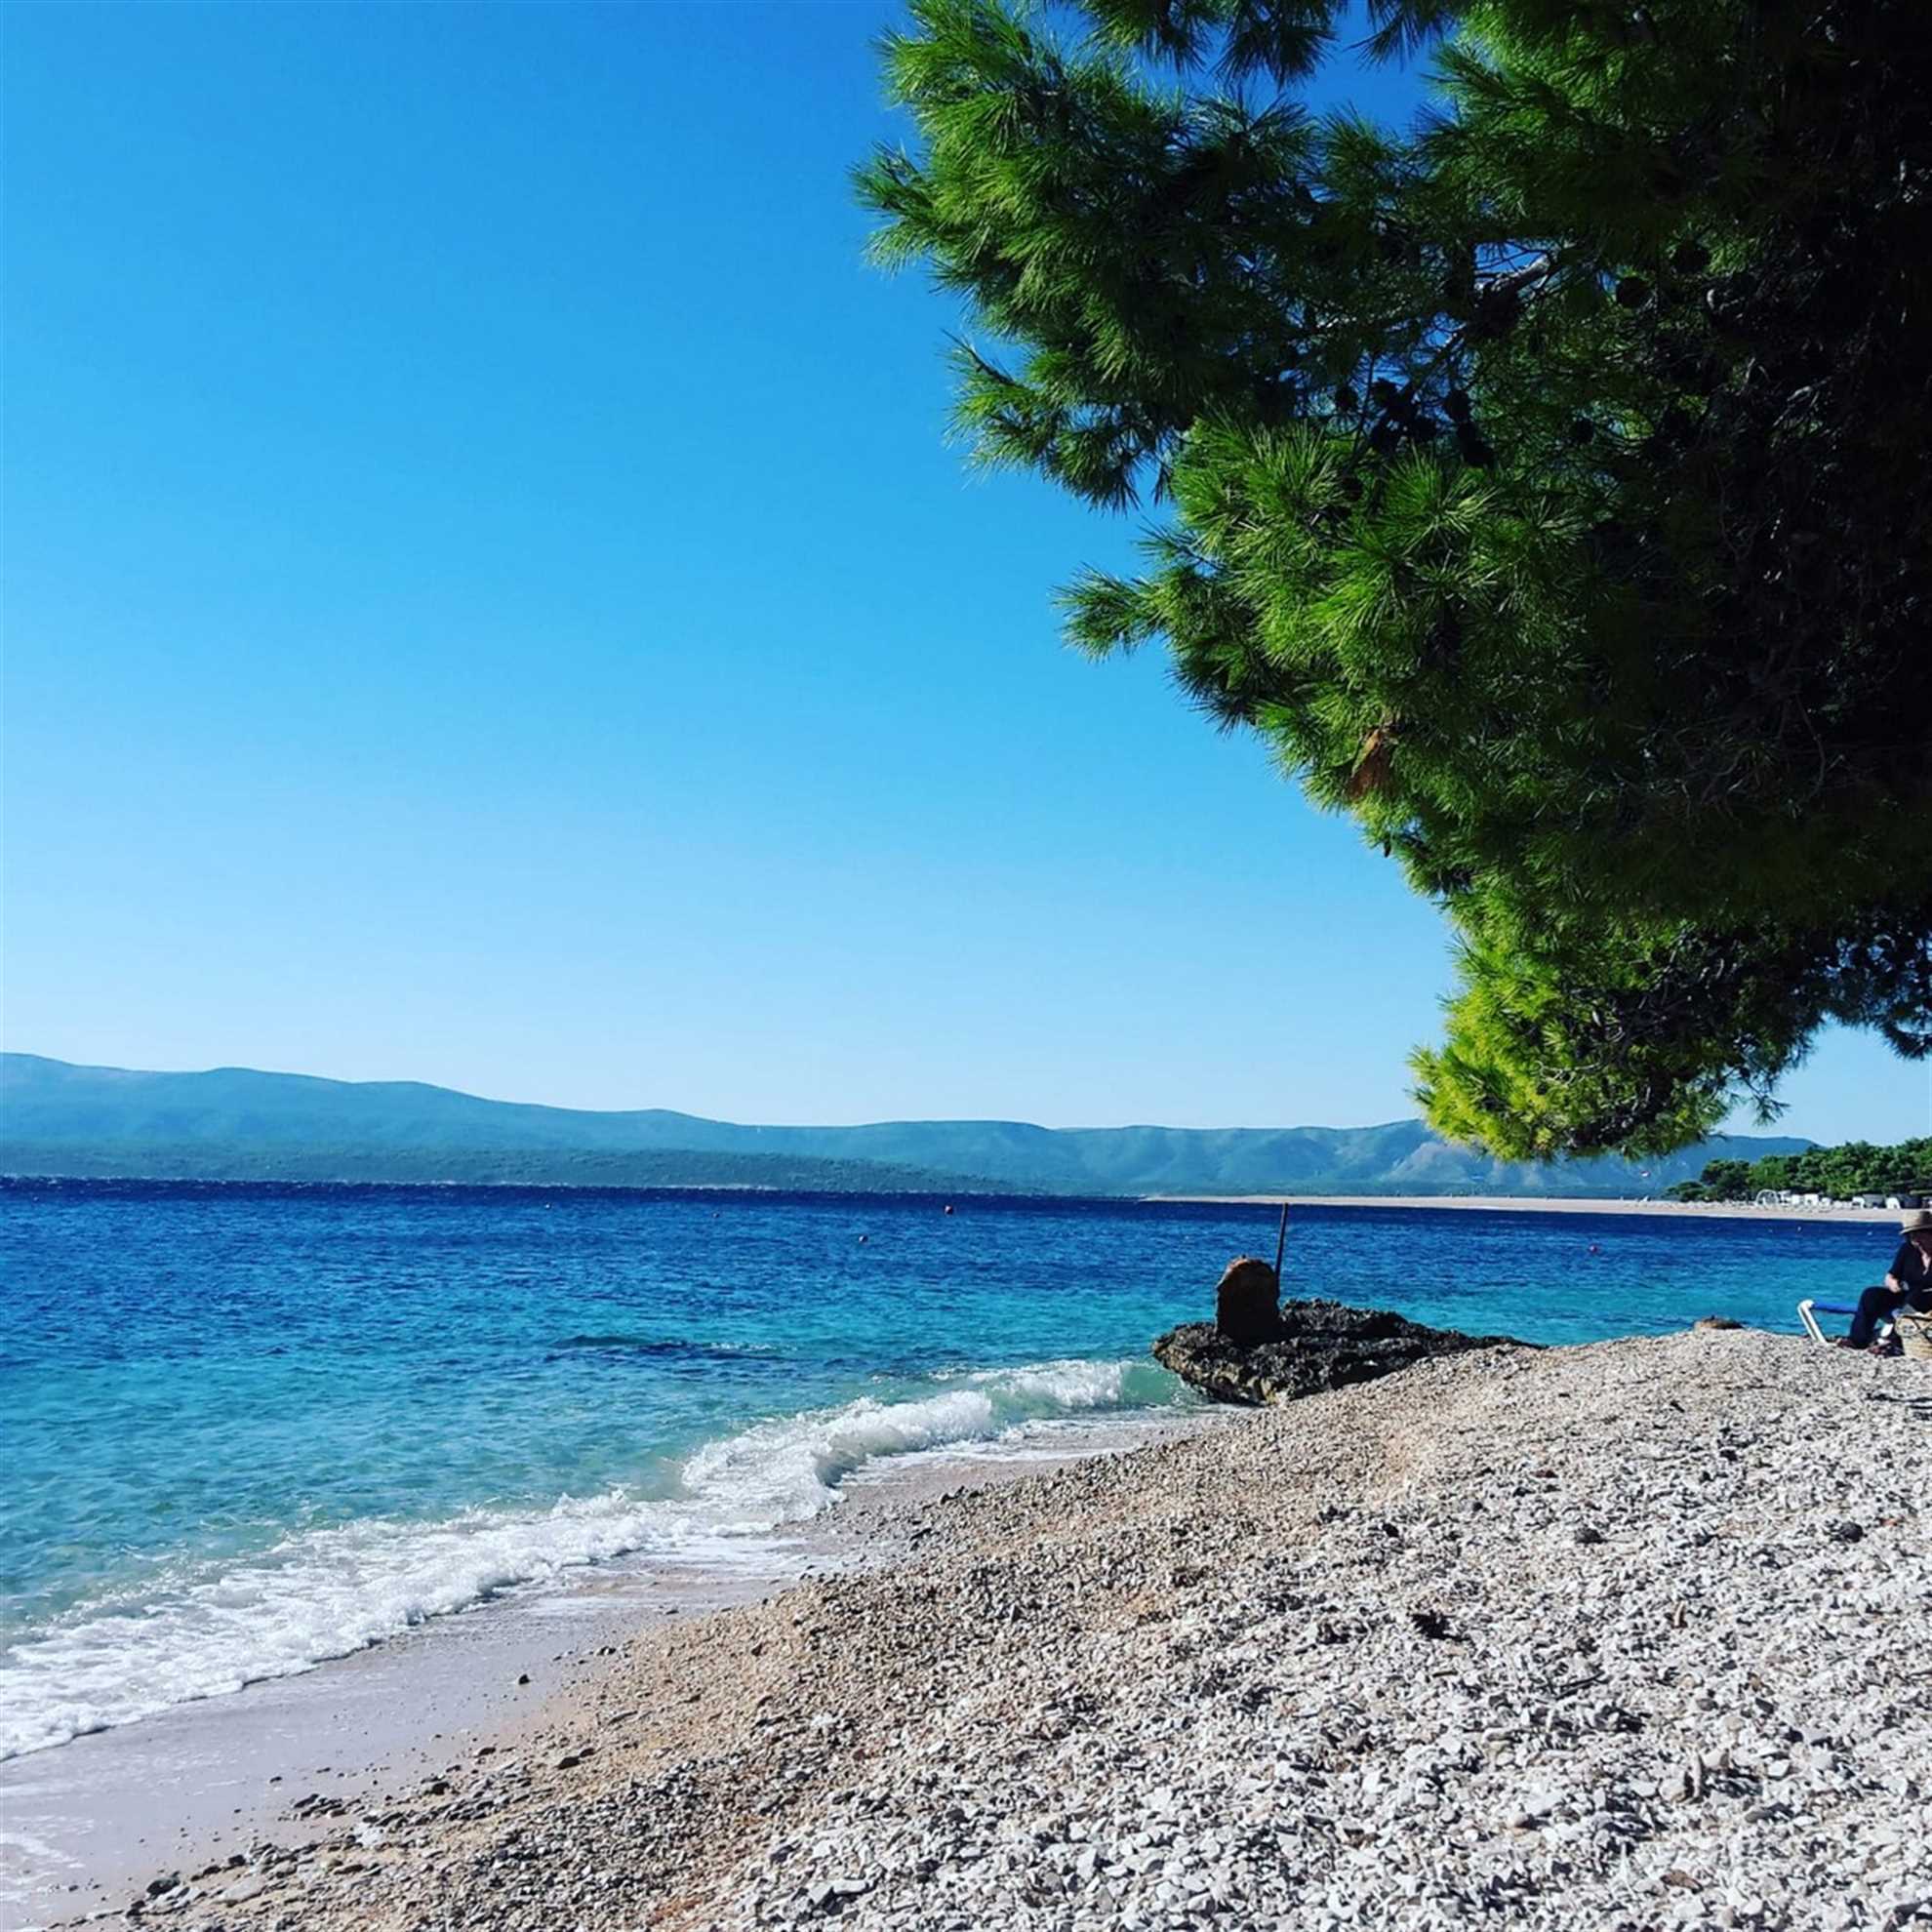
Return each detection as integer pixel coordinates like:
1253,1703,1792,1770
1158,1191,1903,1223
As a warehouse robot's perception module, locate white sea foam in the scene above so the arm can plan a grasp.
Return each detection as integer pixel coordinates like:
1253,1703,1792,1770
680,1356,1180,1525
0,1356,1186,1760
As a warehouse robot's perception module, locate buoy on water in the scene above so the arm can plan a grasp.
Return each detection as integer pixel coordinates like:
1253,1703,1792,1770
944,1204,954,1216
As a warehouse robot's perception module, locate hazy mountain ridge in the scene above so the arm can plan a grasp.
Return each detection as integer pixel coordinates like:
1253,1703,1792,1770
0,1054,1813,1196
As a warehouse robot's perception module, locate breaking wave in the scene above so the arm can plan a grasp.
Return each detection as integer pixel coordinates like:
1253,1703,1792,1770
0,1355,1187,1760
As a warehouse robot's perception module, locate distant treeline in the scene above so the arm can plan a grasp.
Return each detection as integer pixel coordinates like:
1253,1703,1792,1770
1668,1139,1932,1203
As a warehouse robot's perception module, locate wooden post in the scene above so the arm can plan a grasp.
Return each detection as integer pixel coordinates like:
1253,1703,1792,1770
1273,1199,1290,1279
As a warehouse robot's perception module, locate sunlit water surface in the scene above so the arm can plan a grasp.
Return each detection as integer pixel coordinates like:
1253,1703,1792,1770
0,1181,1888,1758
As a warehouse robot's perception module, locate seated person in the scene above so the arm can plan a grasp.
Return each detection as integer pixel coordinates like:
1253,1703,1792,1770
1844,1209,1932,1348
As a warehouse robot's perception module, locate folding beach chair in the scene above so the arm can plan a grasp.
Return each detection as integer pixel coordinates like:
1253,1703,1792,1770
1796,1297,1890,1347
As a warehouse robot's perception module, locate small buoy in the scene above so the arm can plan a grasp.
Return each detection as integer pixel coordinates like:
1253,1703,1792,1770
1589,1242,1599,1255
943,1204,954,1216
858,1234,868,1244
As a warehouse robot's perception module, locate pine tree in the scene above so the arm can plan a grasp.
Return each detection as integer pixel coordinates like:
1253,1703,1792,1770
858,0,1932,1156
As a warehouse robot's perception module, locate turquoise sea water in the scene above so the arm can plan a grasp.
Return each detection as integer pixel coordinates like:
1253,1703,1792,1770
0,1181,1894,1760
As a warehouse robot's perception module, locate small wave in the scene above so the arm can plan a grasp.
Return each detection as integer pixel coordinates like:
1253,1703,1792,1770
0,1355,1186,1761
681,1356,1184,1527
0,1494,739,1761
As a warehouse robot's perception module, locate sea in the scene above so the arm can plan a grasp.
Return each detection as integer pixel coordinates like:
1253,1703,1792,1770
0,1180,1897,1767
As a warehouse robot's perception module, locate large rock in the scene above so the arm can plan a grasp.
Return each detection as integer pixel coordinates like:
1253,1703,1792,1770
1214,1256,1280,1344
1153,1298,1526,1407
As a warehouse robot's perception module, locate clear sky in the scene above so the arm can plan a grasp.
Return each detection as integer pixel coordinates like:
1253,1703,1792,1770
5,2,1926,1144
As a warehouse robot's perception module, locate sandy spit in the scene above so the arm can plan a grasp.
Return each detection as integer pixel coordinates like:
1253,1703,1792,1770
1153,1194,1907,1224
102,1332,1930,1932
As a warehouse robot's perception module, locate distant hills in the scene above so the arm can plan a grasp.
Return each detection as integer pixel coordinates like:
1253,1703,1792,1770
0,1054,1813,1198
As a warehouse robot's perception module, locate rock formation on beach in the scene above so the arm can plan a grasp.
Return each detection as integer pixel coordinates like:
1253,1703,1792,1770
1155,1294,1525,1405
1211,1255,1281,1343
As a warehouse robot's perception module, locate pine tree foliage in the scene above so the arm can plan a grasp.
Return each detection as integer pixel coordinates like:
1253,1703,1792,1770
858,0,1932,1157
1668,1136,1932,1203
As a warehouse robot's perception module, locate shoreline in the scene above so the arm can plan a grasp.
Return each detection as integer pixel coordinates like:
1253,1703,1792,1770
6,1177,1910,1226
1154,1191,1907,1223
2,1411,1224,1930
62,1328,1932,1932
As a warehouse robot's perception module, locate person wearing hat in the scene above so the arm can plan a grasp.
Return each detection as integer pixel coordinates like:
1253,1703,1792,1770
1843,1209,1932,1348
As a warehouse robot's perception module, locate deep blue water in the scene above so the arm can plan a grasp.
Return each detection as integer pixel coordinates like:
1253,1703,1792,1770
0,1181,1894,1758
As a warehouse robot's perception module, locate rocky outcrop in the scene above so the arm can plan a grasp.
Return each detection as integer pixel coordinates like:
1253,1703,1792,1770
1214,1256,1280,1344
1154,1297,1526,1407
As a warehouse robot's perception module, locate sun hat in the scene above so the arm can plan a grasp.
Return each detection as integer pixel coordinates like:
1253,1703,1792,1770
1903,1209,1932,1234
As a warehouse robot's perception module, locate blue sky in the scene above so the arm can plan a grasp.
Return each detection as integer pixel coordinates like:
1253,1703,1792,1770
5,2,1925,1144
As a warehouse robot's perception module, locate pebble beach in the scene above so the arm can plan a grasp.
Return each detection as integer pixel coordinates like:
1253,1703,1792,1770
93,1328,1931,1932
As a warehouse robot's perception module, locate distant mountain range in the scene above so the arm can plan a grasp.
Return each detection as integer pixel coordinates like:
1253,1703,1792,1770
0,1054,1813,1197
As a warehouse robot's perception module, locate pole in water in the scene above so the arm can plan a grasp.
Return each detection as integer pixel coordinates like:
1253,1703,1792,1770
1273,1200,1290,1279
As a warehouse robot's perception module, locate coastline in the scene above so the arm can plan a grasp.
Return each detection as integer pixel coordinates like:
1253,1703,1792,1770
14,1186,1885,1927
66,1328,1932,1932
1155,1191,1906,1223
3,1411,1224,1930
8,1179,1906,1225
